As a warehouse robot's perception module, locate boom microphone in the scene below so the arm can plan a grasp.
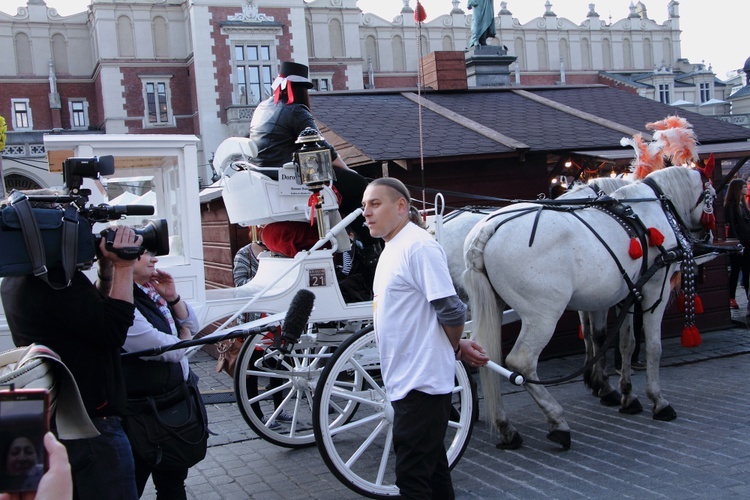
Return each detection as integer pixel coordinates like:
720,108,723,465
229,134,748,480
277,289,316,354
105,204,156,216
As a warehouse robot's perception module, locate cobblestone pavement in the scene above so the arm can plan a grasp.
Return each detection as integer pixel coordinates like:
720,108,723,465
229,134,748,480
141,290,750,499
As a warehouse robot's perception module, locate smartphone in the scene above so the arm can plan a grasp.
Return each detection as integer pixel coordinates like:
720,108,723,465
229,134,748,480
0,389,50,493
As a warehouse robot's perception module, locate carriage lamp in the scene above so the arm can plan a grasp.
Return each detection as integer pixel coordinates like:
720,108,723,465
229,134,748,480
293,127,334,237
294,127,333,189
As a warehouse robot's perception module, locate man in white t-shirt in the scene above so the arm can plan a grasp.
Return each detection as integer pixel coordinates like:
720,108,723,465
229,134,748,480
362,177,489,499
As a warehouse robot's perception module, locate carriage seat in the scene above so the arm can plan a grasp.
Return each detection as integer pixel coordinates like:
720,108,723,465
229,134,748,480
244,162,279,181
222,162,340,227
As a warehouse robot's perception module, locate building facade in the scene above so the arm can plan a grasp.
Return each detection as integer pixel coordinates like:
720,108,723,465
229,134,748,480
0,0,743,191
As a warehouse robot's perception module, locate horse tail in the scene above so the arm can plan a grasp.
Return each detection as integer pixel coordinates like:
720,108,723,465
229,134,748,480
464,223,505,433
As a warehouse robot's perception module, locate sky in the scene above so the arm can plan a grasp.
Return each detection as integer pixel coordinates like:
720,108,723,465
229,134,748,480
0,0,745,79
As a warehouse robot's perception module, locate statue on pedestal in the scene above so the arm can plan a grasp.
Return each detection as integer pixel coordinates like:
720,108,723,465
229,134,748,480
467,0,496,47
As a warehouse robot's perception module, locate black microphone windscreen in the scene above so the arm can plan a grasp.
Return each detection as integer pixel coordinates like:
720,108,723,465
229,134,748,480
282,289,316,342
123,204,156,216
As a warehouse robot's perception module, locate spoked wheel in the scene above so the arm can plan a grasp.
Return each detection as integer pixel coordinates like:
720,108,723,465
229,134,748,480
313,326,477,499
234,331,359,448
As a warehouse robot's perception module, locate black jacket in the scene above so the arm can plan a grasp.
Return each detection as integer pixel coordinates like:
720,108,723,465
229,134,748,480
1,272,134,418
249,97,338,168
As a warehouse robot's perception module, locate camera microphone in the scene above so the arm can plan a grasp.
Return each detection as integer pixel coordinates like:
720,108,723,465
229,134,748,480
276,289,316,354
107,204,155,216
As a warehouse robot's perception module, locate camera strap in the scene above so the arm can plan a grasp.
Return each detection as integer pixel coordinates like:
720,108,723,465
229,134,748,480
9,191,79,289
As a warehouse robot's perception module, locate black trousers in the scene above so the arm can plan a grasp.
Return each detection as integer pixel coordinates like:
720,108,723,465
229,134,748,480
391,390,454,500
134,453,188,500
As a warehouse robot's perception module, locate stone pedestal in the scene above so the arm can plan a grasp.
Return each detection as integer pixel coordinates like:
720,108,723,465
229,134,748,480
465,45,517,87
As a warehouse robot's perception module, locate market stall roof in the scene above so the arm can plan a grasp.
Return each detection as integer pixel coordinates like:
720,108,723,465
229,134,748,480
310,85,750,168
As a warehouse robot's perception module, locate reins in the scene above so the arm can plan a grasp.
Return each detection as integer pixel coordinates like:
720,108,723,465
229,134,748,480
493,184,692,385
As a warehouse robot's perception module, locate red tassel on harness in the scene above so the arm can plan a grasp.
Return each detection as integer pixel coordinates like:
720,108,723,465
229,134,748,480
307,192,320,225
629,237,643,259
414,1,427,22
701,212,716,231
647,227,664,247
694,294,704,314
681,325,702,348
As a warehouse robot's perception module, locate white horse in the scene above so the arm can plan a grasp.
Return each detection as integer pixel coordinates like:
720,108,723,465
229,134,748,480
463,166,714,450
441,178,631,299
441,179,634,410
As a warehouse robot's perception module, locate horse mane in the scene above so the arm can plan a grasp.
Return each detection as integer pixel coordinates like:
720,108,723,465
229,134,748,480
587,177,630,193
614,167,700,225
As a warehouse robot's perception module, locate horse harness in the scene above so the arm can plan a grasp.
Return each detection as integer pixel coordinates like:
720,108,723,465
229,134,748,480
480,183,706,385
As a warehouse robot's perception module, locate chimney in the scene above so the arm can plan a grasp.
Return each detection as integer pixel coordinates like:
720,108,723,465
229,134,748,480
420,51,467,90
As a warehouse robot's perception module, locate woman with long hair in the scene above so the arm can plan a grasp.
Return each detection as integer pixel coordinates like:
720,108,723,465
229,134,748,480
724,178,750,308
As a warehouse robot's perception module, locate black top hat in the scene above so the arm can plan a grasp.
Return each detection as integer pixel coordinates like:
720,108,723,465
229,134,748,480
278,61,314,89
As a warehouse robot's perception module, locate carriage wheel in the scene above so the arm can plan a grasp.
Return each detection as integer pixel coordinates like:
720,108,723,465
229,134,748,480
313,327,477,499
234,331,362,448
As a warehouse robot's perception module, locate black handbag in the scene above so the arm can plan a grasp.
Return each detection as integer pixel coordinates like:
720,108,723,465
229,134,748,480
123,376,208,470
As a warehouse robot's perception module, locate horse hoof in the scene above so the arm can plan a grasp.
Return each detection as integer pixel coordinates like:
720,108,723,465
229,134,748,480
547,430,571,450
599,390,621,407
653,405,677,421
496,432,523,450
618,398,643,415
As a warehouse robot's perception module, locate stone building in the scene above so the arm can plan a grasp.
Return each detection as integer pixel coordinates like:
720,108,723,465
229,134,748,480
0,0,742,191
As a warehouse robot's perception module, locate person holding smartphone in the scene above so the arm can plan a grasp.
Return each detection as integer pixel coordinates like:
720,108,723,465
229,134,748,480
1,220,142,500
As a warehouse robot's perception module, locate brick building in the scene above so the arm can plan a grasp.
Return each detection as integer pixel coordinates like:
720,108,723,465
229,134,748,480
0,0,739,192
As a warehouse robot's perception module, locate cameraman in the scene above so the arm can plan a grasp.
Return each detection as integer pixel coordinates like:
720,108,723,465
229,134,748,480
1,225,142,500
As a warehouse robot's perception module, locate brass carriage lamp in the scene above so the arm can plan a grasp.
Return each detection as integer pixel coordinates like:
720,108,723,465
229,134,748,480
293,127,334,237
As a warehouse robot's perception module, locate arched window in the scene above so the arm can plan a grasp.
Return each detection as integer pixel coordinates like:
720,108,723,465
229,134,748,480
442,35,453,52
559,38,570,69
642,38,653,69
623,38,633,69
514,37,525,70
328,18,344,58
602,38,612,69
152,16,169,58
51,33,69,74
392,35,405,71
306,18,315,57
117,15,135,57
536,38,548,70
419,35,429,58
580,38,592,70
662,38,673,67
14,32,33,74
365,35,379,71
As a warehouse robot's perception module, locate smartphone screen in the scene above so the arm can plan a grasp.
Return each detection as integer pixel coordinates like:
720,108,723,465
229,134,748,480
0,389,50,493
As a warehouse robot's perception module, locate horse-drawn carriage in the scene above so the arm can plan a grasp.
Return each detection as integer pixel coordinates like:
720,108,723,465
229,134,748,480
185,137,482,498
178,119,727,497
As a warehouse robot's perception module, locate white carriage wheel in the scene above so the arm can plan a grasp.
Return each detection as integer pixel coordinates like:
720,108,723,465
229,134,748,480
313,327,477,499
234,332,362,448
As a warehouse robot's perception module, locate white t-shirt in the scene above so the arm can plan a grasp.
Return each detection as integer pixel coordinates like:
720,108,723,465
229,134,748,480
372,222,458,402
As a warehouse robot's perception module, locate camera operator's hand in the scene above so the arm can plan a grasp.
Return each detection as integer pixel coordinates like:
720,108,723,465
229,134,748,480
96,226,141,303
99,226,143,266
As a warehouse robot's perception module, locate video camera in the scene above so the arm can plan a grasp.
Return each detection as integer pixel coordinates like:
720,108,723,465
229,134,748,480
0,155,170,284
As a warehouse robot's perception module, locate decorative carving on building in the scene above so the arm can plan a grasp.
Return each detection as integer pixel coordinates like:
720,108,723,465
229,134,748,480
228,0,275,23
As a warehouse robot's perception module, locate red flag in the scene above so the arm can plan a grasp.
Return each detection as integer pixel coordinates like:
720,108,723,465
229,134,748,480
414,1,427,22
